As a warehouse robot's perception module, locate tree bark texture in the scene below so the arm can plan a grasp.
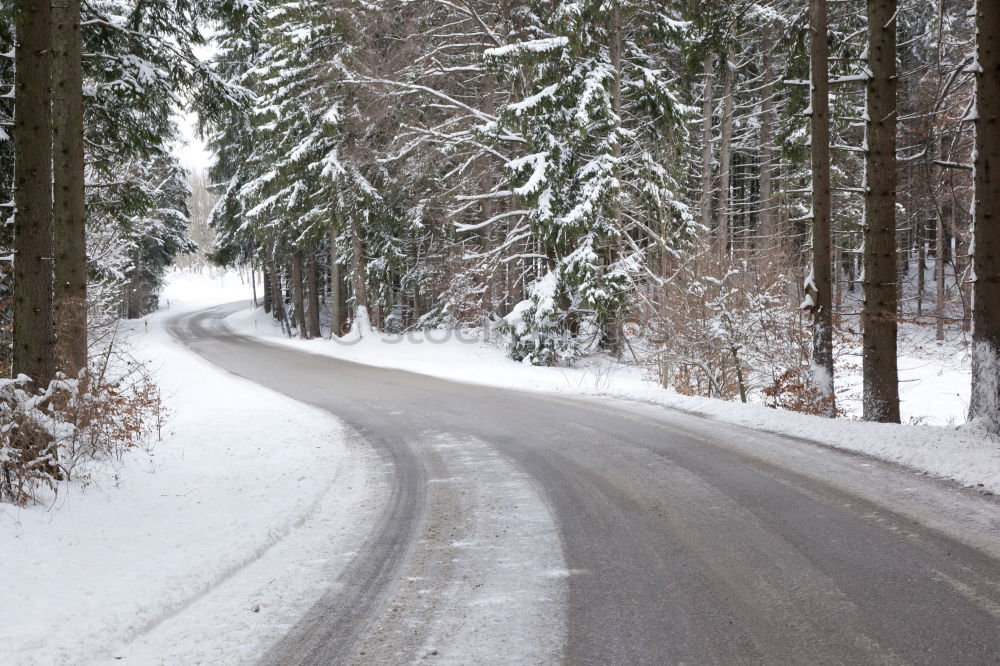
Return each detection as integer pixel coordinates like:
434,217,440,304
810,0,835,415
700,54,715,233
52,0,87,377
329,229,343,336
267,256,287,330
307,249,321,339
757,21,777,251
13,0,55,387
351,213,369,315
862,0,900,423
718,48,735,263
969,0,1000,425
263,264,273,314
292,251,307,339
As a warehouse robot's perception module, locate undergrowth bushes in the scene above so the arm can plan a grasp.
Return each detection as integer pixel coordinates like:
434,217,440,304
0,354,166,505
641,244,835,412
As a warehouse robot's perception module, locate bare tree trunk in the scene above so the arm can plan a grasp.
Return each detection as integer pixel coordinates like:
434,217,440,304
969,0,999,426
808,0,835,416
291,251,307,339
329,229,343,336
52,0,86,378
263,264,273,314
916,212,925,316
757,21,777,251
351,213,370,326
307,248,321,339
12,0,55,388
604,2,625,351
936,211,945,340
718,47,735,263
862,0,900,423
700,54,715,233
266,256,287,332
250,259,257,308
480,71,498,320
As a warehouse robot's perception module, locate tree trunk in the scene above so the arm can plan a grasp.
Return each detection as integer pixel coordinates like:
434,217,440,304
351,213,369,323
936,211,945,340
604,2,625,351
307,249,321,339
291,251,307,339
51,0,86,378
12,0,55,388
862,0,900,423
250,258,257,308
809,0,835,416
267,256,287,331
700,54,715,233
717,47,735,263
969,0,999,426
263,264,273,313
480,71,498,319
329,229,343,336
916,210,925,316
757,21,777,252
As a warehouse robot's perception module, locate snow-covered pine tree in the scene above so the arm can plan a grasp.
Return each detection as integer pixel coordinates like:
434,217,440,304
79,0,217,318
488,0,693,365
238,0,344,337
201,0,266,271
373,0,526,326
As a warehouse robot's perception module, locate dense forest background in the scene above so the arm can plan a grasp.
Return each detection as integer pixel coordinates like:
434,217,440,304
198,0,989,421
0,0,996,476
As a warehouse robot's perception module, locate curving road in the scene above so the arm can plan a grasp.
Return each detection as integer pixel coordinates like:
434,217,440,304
169,303,1000,666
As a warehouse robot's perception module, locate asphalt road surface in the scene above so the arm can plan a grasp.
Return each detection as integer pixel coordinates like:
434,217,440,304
169,303,1000,666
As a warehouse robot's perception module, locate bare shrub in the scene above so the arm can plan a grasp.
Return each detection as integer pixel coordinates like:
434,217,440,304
647,243,817,407
1,351,168,505
762,369,841,416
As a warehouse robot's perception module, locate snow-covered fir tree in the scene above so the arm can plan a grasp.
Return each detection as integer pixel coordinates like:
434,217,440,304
487,0,694,364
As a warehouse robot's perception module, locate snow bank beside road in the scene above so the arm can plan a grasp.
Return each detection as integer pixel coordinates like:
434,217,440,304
1,269,379,665
227,303,1000,497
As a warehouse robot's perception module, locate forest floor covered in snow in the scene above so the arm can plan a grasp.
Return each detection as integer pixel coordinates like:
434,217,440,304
2,267,996,665
0,272,384,665
216,269,999,498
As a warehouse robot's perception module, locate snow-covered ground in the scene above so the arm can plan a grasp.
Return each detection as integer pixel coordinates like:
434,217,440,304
226,284,1000,498
1,269,385,665
836,256,973,427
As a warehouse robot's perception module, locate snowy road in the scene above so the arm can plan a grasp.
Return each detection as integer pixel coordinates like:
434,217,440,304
170,302,1000,665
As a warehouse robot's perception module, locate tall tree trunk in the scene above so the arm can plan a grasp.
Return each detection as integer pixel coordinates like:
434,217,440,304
862,0,900,423
717,48,735,263
263,264,273,314
757,21,777,252
605,3,625,351
12,0,55,388
307,249,321,339
809,0,835,416
969,0,999,426
51,0,86,378
351,213,369,326
916,208,925,316
700,54,715,233
480,71,498,320
267,256,287,332
291,251,307,339
250,259,257,308
935,211,945,340
329,229,343,336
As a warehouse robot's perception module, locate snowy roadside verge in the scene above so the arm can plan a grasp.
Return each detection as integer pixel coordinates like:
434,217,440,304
226,302,1000,497
1,270,383,666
